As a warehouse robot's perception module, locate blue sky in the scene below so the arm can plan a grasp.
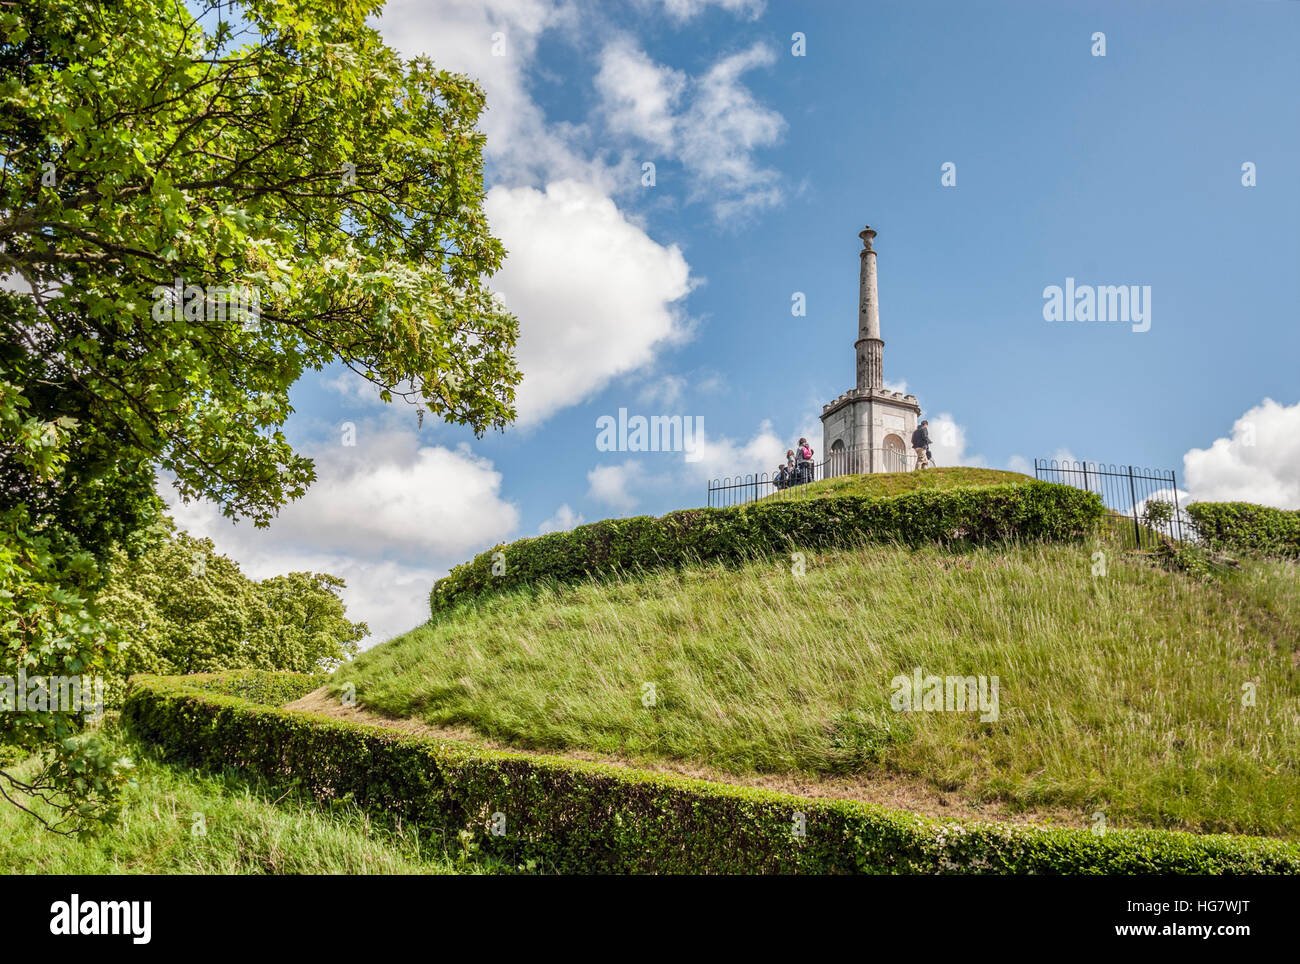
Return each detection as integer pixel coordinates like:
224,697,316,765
171,0,1300,643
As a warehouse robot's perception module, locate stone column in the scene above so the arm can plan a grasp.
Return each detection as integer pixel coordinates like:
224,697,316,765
855,225,884,392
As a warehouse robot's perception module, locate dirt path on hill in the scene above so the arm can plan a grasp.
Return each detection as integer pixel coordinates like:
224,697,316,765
283,687,1087,830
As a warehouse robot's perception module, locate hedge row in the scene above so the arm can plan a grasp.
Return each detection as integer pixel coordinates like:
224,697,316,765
123,673,1300,874
1187,501,1300,558
176,669,328,706
430,481,1105,614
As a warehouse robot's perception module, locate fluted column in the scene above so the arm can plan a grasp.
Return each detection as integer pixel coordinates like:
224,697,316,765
855,225,884,392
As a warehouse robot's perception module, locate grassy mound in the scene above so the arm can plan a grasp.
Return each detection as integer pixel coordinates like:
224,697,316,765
338,537,1300,839
767,466,1032,501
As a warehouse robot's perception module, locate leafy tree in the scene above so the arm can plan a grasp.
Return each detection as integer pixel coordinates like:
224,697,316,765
1,0,518,830
97,517,365,688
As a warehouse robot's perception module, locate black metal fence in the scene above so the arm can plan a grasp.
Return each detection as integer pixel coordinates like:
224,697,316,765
706,446,919,508
1032,458,1186,547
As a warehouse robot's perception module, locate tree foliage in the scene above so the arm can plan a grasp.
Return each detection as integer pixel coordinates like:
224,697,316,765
0,0,518,830
98,517,366,688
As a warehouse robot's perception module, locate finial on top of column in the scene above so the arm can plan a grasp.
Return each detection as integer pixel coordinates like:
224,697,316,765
858,225,877,251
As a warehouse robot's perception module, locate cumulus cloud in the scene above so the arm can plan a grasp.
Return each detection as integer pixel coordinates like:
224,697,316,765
163,425,520,644
378,6,789,428
636,374,688,408
377,0,608,190
1183,397,1300,509
924,412,986,469
587,461,646,509
678,43,785,221
581,416,815,514
538,503,585,533
595,39,685,148
596,39,785,222
685,418,789,479
487,180,693,425
632,369,726,408
654,0,764,20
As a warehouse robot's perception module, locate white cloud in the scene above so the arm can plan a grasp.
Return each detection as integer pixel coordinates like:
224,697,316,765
655,0,764,20
215,546,438,649
324,369,388,405
378,5,787,429
632,369,726,408
487,180,693,425
685,418,788,479
163,426,520,644
582,417,813,514
586,461,646,510
636,374,687,408
538,503,585,534
595,40,685,149
596,39,785,223
376,0,609,190
924,412,986,469
1183,397,1300,509
678,43,785,222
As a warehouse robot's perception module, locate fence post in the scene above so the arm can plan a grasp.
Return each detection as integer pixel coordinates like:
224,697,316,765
1170,469,1182,542
1127,465,1142,548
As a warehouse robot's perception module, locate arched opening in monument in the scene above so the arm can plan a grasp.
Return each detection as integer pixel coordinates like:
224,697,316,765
829,438,845,475
883,434,905,473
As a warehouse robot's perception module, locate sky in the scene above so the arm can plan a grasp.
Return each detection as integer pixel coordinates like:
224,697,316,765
168,0,1300,645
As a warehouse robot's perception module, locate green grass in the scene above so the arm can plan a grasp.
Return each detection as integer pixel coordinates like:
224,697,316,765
766,466,1032,501
336,536,1300,839
0,731,498,874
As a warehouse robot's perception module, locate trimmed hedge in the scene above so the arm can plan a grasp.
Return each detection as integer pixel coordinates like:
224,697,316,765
175,669,328,706
124,673,1300,875
1187,501,1300,559
431,481,1105,614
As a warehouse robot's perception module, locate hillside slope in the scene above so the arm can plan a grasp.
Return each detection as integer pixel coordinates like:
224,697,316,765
335,535,1300,839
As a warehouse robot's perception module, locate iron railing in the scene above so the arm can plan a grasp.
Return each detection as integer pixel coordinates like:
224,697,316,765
1032,458,1186,547
706,446,920,508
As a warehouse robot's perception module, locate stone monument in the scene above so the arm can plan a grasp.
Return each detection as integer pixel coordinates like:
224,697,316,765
819,225,922,474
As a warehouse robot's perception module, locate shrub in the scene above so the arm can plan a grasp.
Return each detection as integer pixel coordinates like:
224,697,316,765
1187,502,1300,558
430,482,1105,615
124,673,1300,875
174,670,328,706
1141,499,1174,529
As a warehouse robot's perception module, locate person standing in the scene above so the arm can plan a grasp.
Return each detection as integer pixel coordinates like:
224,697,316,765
911,420,931,470
796,437,815,483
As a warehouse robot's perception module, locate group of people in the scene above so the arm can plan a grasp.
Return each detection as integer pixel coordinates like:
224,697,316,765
772,438,816,489
770,421,935,488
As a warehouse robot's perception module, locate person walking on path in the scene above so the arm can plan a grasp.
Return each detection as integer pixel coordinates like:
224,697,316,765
911,420,932,470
